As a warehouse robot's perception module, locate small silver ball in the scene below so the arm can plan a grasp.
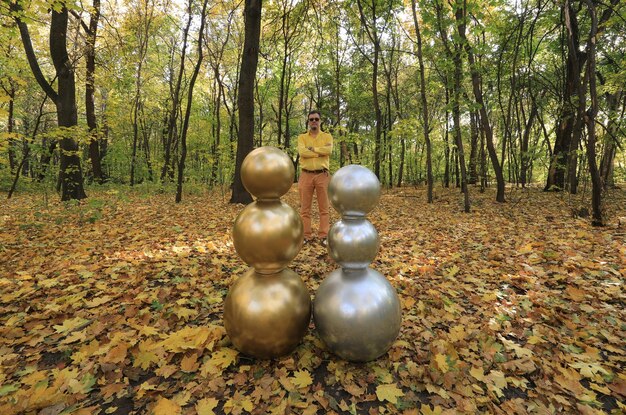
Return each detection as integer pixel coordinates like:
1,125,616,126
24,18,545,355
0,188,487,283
328,165,381,217
313,267,401,362
328,218,379,269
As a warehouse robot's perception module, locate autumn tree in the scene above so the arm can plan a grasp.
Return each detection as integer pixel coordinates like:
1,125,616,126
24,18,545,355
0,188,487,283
8,0,87,200
230,0,262,204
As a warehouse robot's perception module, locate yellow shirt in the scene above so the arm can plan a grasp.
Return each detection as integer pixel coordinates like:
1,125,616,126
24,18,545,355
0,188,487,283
297,130,333,171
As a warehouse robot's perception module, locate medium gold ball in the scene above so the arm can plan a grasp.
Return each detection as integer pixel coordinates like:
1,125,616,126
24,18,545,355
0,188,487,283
241,146,295,200
233,200,303,274
224,268,312,359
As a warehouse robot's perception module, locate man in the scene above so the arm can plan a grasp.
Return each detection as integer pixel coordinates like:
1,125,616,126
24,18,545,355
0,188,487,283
297,110,333,244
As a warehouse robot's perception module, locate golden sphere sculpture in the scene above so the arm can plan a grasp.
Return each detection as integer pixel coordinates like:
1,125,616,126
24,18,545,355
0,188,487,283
225,146,311,359
224,268,311,358
233,200,303,274
314,165,401,362
241,146,295,200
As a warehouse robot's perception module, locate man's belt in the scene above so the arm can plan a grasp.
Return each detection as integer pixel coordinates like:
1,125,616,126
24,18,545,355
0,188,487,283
303,169,327,174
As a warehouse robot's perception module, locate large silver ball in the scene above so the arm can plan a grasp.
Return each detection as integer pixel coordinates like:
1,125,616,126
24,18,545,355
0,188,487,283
328,165,381,217
224,268,311,359
233,200,303,274
328,218,379,269
313,267,401,362
241,146,295,200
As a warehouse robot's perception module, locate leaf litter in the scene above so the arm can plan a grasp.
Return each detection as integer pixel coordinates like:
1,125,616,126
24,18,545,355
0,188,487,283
0,186,624,414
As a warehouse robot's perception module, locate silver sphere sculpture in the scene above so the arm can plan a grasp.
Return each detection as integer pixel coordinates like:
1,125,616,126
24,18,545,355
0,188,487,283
314,164,401,362
327,218,379,269
328,164,381,217
313,268,401,362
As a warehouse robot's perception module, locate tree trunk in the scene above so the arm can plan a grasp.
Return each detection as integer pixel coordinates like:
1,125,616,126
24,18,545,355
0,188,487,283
468,111,479,185
356,0,383,179
162,5,190,183
582,0,603,226
85,0,105,183
456,0,504,202
13,3,86,200
230,0,262,204
176,0,208,202
51,8,87,200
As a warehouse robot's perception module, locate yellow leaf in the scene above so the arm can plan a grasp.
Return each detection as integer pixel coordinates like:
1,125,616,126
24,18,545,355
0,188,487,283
181,354,199,373
196,397,219,415
173,307,198,320
518,243,534,254
372,367,393,383
499,336,534,358
470,366,484,381
402,296,416,309
291,370,313,389
425,383,449,399
434,353,449,372
527,335,544,344
566,285,586,301
53,317,90,334
241,398,253,412
103,344,128,364
209,348,238,370
448,325,466,342
159,326,220,353
376,383,403,405
481,292,498,302
589,383,611,395
134,350,159,370
61,330,87,345
485,370,507,398
84,296,112,308
155,365,178,379
153,397,181,415
420,404,444,415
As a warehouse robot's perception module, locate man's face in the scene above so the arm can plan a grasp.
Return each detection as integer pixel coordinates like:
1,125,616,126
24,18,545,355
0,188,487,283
308,114,320,131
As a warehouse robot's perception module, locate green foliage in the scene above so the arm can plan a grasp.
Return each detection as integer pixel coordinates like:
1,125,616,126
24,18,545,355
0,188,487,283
0,0,624,199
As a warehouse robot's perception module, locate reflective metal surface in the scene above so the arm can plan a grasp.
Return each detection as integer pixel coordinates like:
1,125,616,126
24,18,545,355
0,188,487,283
224,268,311,359
233,200,303,274
328,165,381,217
313,267,401,362
328,218,379,269
241,146,295,200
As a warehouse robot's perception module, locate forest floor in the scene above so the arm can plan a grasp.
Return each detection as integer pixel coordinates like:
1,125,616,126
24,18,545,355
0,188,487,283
0,185,625,415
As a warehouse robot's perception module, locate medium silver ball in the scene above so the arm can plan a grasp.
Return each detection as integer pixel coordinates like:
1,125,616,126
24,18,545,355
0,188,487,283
328,218,379,269
313,267,401,362
328,165,381,217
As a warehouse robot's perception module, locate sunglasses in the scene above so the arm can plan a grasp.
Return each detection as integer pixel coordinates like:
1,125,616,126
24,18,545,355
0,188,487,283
309,117,320,122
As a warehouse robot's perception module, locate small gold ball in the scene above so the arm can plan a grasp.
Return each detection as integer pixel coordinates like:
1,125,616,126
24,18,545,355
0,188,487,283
224,268,311,359
233,201,303,274
241,146,295,200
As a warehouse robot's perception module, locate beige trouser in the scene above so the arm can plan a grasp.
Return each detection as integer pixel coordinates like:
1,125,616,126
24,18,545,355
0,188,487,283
298,170,331,239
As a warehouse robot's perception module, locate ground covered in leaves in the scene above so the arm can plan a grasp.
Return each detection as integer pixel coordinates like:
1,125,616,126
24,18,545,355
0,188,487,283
1,185,625,415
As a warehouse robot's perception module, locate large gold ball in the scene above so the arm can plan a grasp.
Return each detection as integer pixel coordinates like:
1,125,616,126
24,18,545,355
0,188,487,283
241,146,295,200
224,268,311,359
233,201,303,274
